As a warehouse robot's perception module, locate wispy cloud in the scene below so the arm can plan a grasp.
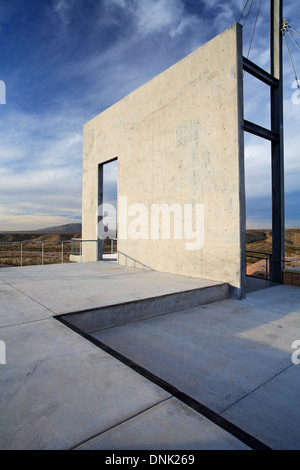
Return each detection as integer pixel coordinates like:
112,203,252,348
53,0,74,24
0,0,299,231
0,107,83,230
134,0,185,37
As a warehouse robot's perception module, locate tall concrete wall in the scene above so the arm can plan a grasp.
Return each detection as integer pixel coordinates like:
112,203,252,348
82,23,246,298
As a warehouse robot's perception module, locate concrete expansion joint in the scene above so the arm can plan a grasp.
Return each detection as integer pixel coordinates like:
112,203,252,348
5,360,45,406
219,363,294,416
69,396,172,450
0,278,57,316
0,317,51,330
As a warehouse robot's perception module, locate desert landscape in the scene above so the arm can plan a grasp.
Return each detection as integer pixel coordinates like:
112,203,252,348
0,227,299,278
246,228,300,278
0,224,114,267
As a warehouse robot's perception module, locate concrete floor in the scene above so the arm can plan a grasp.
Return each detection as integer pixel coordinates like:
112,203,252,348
0,261,299,450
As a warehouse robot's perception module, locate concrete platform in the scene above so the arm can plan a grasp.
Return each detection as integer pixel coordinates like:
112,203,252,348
0,261,299,450
0,261,228,316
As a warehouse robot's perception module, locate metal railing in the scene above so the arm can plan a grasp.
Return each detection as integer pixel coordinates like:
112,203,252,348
1,241,293,275
71,239,94,257
246,250,292,281
71,238,117,257
0,238,118,267
0,240,75,267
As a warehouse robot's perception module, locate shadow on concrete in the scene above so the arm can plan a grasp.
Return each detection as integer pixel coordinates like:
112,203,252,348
245,275,280,293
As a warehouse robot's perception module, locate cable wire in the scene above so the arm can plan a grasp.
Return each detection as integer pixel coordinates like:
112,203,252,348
238,0,250,24
283,32,300,91
246,0,262,59
286,29,300,50
289,26,300,37
238,0,255,27
242,0,255,27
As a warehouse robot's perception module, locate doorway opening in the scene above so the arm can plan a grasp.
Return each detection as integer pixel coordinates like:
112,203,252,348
97,158,118,261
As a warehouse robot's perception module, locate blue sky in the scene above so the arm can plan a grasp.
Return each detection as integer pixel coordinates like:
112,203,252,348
0,0,299,231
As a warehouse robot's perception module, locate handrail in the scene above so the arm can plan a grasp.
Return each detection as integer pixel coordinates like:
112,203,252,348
0,238,118,267
0,239,75,266
246,250,291,280
0,240,72,244
70,238,117,257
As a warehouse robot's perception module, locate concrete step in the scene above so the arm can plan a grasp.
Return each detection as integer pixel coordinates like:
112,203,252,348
59,282,229,333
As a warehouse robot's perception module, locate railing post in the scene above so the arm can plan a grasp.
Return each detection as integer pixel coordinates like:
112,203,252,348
42,243,44,265
21,243,23,267
61,242,64,263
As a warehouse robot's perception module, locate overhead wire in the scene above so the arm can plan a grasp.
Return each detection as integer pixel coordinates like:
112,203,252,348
282,30,300,91
281,19,300,92
242,0,255,27
289,26,300,37
246,0,262,60
238,1,300,93
239,0,300,92
238,0,261,61
286,29,300,51
238,0,250,24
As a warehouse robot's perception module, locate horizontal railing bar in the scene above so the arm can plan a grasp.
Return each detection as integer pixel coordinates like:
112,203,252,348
246,250,271,255
246,255,290,262
70,239,117,242
246,251,289,264
0,240,73,245
70,239,97,242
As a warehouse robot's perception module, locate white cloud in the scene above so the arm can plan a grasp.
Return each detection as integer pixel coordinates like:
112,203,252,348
1,0,299,231
244,138,272,199
135,0,184,36
53,0,74,25
0,107,83,230
103,0,204,41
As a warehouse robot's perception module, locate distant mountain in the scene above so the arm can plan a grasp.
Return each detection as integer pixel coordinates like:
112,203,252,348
35,223,82,233
35,223,116,237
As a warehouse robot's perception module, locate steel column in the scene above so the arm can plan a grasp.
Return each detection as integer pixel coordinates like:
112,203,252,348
97,164,104,261
270,0,285,282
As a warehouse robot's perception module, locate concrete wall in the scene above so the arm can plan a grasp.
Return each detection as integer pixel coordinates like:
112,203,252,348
82,23,246,298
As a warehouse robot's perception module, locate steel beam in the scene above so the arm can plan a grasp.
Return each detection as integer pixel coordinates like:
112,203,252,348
270,0,285,283
243,57,279,88
97,164,103,261
244,120,279,142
